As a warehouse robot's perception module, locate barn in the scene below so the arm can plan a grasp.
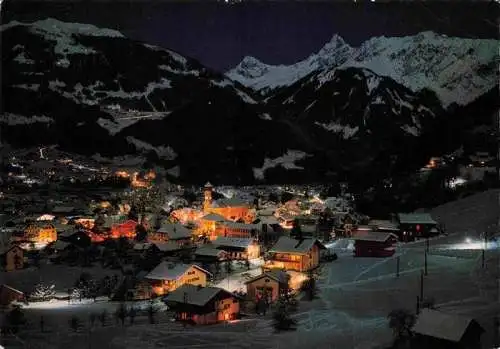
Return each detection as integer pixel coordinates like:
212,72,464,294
352,232,398,257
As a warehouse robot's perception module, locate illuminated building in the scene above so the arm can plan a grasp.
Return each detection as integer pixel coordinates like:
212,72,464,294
164,284,241,325
144,262,209,296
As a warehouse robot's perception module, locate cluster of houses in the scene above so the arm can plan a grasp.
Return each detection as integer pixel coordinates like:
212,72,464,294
0,181,447,326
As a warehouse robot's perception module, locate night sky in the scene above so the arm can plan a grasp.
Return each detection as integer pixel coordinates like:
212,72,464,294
2,1,498,71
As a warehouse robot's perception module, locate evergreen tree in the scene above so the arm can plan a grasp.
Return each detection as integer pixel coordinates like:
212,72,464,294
30,283,56,302
291,220,303,240
272,297,296,332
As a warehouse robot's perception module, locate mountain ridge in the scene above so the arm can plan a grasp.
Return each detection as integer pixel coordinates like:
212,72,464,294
227,31,499,107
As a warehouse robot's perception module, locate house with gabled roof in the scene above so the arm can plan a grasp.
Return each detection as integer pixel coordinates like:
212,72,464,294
148,223,192,245
352,232,398,257
397,213,439,240
144,262,210,296
194,245,228,263
411,309,485,349
212,236,260,260
265,236,325,272
164,284,241,324
245,270,290,303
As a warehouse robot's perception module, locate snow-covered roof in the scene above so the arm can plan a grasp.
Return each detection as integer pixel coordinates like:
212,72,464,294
269,236,325,254
152,241,185,252
52,240,72,250
222,222,258,230
164,284,232,307
257,216,280,225
213,237,255,249
245,270,289,285
368,220,399,231
157,223,192,239
201,213,227,222
51,206,75,213
212,197,249,208
194,246,226,257
133,242,152,251
412,309,482,342
257,208,276,216
352,232,398,242
398,213,437,225
0,284,24,295
145,262,209,281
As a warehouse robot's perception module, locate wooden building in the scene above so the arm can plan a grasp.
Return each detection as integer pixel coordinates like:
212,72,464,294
411,309,484,349
397,213,439,240
245,270,290,303
1,245,24,271
199,213,227,238
352,232,398,257
0,284,25,306
144,262,210,296
110,219,137,239
194,246,228,263
164,284,241,324
212,237,260,260
219,222,259,239
148,223,192,245
265,236,325,272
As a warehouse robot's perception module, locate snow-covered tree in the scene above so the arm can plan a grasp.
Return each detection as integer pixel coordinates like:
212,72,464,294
29,283,56,302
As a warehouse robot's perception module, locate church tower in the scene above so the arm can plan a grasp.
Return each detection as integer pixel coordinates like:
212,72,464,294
203,182,213,212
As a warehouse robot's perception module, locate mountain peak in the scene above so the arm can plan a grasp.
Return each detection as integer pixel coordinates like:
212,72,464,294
239,55,266,68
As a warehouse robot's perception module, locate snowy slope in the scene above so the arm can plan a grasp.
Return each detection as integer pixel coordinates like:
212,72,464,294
227,32,499,106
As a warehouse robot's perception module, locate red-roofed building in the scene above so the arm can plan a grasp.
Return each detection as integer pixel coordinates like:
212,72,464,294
110,219,137,239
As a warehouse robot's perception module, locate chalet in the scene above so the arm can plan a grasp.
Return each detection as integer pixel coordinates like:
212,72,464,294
110,219,137,239
219,222,259,239
265,236,325,272
199,213,227,237
411,309,484,349
0,284,25,306
148,223,192,245
245,270,290,303
1,245,24,271
352,232,398,257
144,262,210,296
397,213,439,240
194,246,228,263
164,284,241,324
295,215,320,237
23,221,57,243
212,237,260,260
51,206,76,217
150,241,193,256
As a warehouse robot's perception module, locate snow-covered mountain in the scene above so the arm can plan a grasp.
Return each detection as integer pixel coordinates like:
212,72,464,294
1,19,497,186
227,32,499,107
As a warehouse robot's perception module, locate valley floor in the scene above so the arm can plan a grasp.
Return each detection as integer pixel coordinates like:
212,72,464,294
3,231,499,349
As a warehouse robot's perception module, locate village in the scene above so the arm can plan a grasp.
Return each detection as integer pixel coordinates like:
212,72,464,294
0,149,499,349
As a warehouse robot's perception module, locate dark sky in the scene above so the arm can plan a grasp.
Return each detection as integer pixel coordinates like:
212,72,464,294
2,1,498,71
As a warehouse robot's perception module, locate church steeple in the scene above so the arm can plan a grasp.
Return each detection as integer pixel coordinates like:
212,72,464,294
203,182,213,212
